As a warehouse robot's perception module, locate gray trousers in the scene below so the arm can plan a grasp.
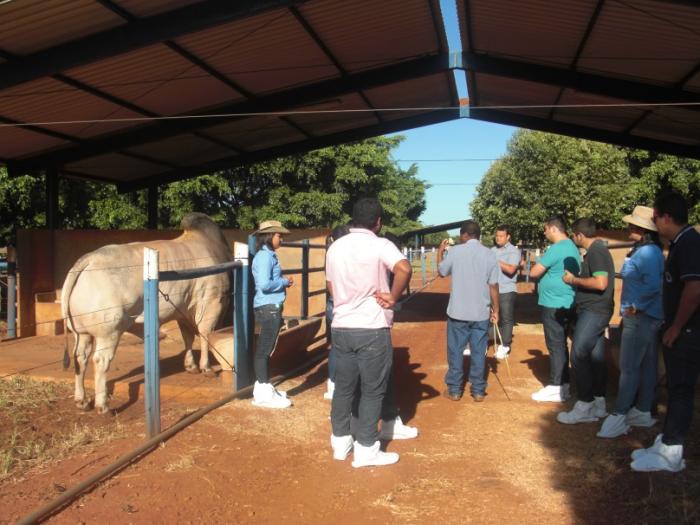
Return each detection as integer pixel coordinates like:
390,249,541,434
330,327,393,446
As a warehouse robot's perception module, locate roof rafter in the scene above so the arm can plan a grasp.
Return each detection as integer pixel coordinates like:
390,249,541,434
8,53,452,175
116,109,457,193
461,52,700,108
0,0,307,92
471,108,700,160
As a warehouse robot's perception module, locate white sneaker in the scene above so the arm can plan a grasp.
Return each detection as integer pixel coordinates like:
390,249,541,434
351,441,399,468
531,385,566,402
593,396,608,418
631,441,686,472
379,416,418,440
323,379,335,401
557,400,600,424
463,344,471,356
495,345,510,360
252,381,292,409
330,434,353,460
597,414,631,438
626,407,657,428
631,434,664,461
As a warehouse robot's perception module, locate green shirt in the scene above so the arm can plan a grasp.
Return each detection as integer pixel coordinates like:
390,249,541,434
537,238,580,309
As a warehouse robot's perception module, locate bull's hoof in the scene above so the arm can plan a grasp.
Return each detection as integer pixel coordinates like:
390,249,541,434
202,368,217,378
75,398,93,411
96,404,113,415
185,365,201,374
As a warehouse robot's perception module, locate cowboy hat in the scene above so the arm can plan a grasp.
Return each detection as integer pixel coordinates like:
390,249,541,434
255,219,290,235
622,205,657,232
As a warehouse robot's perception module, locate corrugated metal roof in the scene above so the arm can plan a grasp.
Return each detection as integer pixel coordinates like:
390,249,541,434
468,0,595,68
175,11,339,96
65,44,244,116
0,0,124,55
299,0,441,74
2,0,697,190
125,134,235,166
578,0,700,85
0,77,142,141
457,0,700,158
114,0,203,18
476,74,559,119
366,73,453,122
0,0,455,188
67,152,168,181
555,90,646,133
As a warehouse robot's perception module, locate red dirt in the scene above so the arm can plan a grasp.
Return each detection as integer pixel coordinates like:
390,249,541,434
1,279,700,524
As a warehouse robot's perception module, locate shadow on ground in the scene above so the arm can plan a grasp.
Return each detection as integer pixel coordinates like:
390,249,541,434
538,354,700,524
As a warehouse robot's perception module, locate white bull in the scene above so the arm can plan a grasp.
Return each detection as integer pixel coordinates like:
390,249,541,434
61,213,232,414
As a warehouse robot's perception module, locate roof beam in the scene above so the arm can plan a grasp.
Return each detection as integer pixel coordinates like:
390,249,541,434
8,53,451,174
116,109,458,193
461,52,700,108
0,0,306,92
470,108,700,160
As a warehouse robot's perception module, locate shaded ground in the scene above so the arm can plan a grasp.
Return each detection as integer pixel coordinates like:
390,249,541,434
1,279,699,524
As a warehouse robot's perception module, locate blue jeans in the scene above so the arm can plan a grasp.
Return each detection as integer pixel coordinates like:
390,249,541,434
541,307,574,386
253,304,283,383
330,327,393,446
662,328,700,446
498,292,516,345
445,317,489,396
571,309,611,402
614,314,663,414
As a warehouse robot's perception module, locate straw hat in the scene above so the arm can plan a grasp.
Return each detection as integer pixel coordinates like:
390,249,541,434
622,205,657,232
255,219,290,235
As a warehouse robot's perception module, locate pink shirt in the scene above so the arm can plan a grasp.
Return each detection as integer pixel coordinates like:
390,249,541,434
326,228,406,329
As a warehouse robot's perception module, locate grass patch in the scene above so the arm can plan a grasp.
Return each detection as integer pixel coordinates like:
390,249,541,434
0,376,125,481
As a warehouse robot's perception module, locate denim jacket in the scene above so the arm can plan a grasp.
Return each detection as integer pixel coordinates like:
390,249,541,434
620,242,664,320
252,246,289,308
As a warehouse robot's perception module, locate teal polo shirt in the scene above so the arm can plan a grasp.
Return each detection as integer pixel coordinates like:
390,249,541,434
537,238,580,309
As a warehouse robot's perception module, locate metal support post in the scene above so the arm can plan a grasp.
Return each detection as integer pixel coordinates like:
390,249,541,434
233,241,253,391
147,185,159,229
45,169,59,230
301,239,309,319
143,248,161,438
7,261,16,339
420,246,426,285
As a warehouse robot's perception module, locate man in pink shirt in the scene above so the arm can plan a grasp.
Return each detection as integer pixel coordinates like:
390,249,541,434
326,198,412,468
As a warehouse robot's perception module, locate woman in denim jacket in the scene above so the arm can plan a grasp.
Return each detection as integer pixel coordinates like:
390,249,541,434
251,220,294,409
598,206,664,438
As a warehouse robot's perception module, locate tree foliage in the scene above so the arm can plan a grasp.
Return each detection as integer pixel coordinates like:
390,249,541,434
471,130,700,245
0,137,427,244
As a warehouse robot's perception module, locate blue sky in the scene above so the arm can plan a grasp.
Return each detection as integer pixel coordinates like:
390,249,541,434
388,0,517,228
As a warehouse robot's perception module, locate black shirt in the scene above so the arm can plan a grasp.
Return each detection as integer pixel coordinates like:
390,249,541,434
576,239,615,316
664,225,700,329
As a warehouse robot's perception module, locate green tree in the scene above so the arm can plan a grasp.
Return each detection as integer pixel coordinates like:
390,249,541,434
469,130,697,245
0,168,45,244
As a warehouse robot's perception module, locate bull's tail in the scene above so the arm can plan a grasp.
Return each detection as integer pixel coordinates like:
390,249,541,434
61,258,90,370
63,320,71,369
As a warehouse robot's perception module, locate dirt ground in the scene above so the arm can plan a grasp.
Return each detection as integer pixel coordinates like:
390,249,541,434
2,278,700,524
